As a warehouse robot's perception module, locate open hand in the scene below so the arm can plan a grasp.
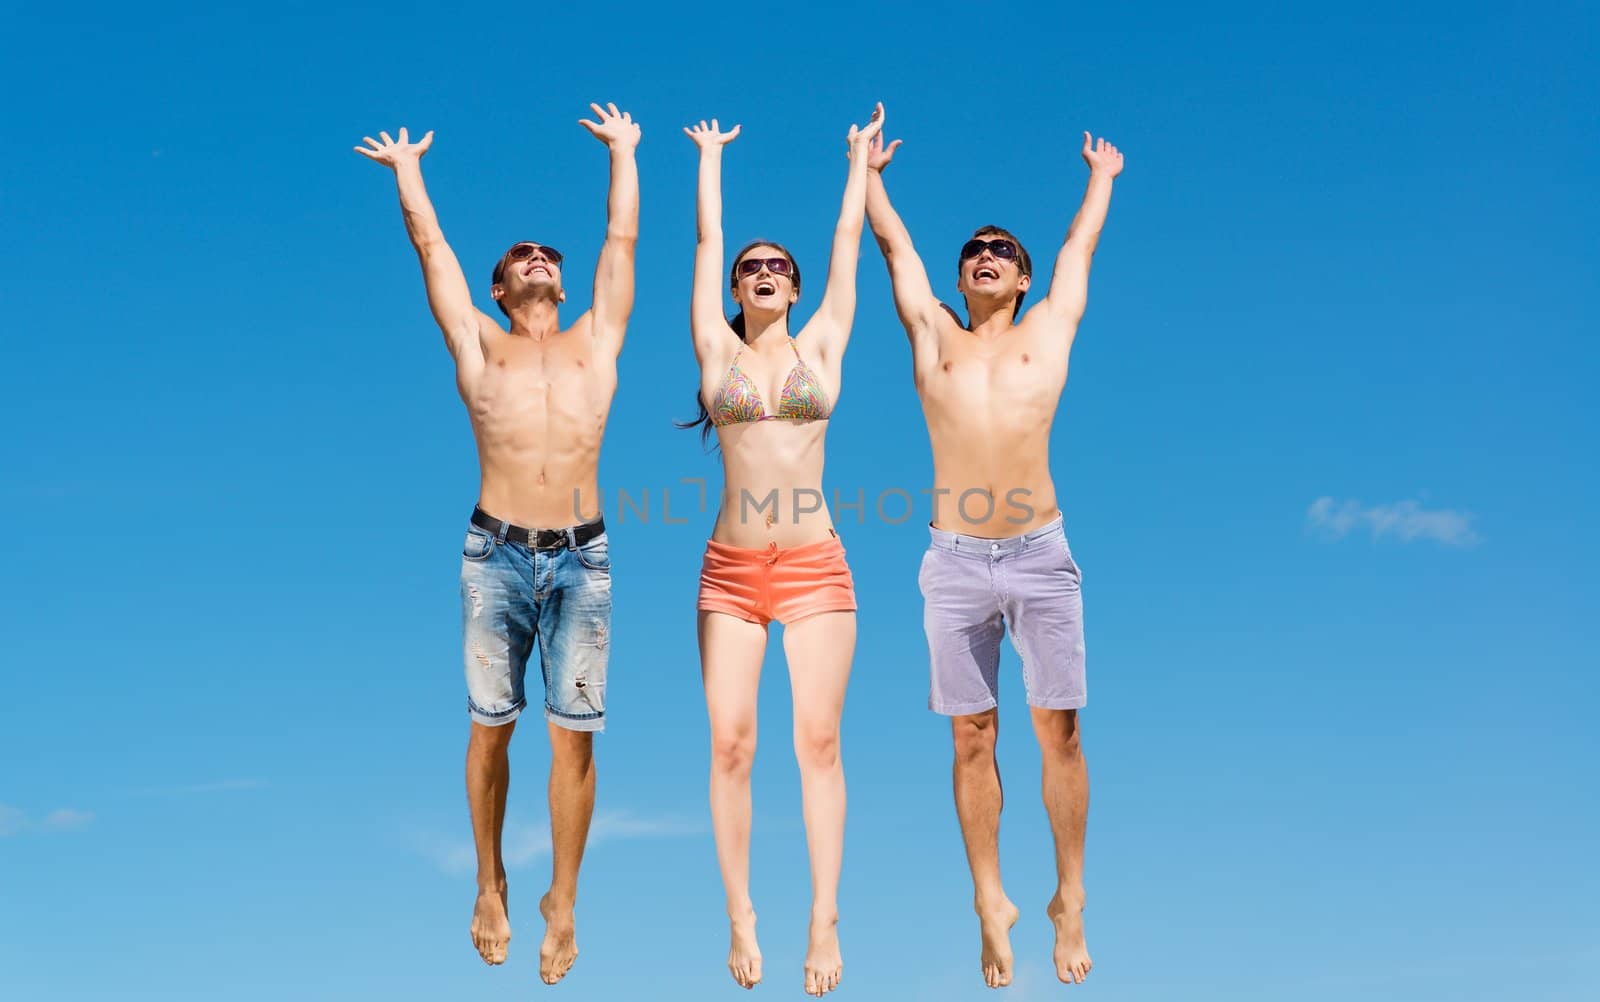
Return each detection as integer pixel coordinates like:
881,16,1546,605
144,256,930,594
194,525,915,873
1082,133,1124,177
866,131,902,173
683,119,741,149
847,102,886,151
354,128,433,168
580,102,641,150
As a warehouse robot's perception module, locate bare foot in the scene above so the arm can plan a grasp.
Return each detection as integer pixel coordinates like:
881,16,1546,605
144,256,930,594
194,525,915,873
470,884,511,965
728,906,763,989
803,912,842,996
976,898,1019,988
1047,896,1093,985
538,893,579,985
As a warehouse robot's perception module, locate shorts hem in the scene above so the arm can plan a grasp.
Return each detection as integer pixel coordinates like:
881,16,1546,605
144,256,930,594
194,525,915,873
1026,695,1088,711
929,696,999,716
546,707,605,733
697,601,769,625
781,600,858,625
468,700,526,727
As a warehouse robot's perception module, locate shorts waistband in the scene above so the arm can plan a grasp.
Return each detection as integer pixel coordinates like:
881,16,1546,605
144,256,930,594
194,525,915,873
703,531,842,560
472,506,605,550
928,514,1064,558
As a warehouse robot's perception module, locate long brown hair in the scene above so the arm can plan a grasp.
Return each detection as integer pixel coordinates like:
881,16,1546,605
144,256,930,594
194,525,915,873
678,240,803,444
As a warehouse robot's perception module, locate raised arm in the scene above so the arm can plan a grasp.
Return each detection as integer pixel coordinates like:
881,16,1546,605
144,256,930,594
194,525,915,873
683,119,741,364
579,103,641,358
355,129,484,368
805,103,885,362
1037,133,1125,329
862,131,943,352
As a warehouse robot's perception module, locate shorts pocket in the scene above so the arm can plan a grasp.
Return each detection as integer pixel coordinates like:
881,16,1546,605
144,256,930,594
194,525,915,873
1060,540,1082,583
575,536,611,572
463,530,495,562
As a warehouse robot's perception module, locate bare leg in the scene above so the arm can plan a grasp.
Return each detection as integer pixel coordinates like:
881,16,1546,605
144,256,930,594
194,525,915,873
952,709,1019,989
538,721,595,985
1032,707,1091,984
467,719,516,965
783,611,855,997
699,610,769,989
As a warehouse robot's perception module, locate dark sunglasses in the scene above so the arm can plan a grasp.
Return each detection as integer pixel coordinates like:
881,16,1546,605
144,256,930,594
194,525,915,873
506,243,562,266
736,257,794,278
959,238,1019,263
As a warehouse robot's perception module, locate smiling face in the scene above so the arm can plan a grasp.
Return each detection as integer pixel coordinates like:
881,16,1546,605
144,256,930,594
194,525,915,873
956,226,1032,314
490,241,565,316
729,242,801,316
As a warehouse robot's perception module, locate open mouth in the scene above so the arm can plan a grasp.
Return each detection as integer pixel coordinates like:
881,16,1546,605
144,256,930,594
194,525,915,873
974,266,999,281
525,263,551,278
754,281,776,296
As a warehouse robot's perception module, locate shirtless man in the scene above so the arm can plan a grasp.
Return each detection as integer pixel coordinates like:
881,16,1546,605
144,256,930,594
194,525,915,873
864,129,1123,988
355,102,639,986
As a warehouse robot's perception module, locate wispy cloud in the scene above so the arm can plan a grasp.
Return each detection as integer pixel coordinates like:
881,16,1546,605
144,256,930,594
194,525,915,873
128,778,267,797
0,804,95,836
38,808,95,831
416,810,703,876
1307,497,1479,546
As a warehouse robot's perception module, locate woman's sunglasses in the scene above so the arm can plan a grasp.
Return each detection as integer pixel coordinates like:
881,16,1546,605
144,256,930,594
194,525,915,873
736,257,794,278
959,238,1019,263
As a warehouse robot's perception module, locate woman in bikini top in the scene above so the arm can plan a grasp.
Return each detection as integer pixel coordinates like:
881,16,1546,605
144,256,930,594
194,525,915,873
681,105,884,997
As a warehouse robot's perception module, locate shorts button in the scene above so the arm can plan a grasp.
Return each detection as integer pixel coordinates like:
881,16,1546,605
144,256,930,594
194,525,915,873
991,543,1000,552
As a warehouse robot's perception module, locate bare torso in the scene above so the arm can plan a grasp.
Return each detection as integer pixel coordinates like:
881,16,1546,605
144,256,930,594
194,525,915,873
464,311,616,528
701,333,841,549
915,310,1073,537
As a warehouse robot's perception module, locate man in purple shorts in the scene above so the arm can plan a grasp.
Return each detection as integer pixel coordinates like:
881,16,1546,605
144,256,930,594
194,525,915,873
865,129,1124,988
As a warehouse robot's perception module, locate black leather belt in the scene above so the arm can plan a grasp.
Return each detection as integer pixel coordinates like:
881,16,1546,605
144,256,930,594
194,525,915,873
471,507,605,550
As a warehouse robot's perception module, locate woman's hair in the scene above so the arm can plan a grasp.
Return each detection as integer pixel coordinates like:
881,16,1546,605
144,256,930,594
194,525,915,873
678,240,802,445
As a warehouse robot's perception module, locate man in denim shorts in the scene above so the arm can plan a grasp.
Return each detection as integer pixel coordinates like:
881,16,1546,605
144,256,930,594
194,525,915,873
357,103,640,985
865,127,1124,988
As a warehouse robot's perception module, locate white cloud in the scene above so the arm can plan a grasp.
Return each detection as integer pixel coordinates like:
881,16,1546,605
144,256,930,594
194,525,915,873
0,804,94,836
38,809,95,831
1307,497,1479,546
418,810,703,876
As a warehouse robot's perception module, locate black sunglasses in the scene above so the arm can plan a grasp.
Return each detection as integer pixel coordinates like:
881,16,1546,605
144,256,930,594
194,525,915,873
506,243,562,266
959,238,1018,263
736,256,794,278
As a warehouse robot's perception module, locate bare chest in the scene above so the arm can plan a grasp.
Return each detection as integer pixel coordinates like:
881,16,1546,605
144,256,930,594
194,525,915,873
920,343,1066,412
466,338,614,415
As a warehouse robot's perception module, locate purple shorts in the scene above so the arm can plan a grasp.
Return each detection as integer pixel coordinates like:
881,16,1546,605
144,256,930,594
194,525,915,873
918,515,1087,715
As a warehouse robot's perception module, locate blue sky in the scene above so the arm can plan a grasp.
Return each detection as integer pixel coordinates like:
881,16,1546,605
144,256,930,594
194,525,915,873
2,1,1596,999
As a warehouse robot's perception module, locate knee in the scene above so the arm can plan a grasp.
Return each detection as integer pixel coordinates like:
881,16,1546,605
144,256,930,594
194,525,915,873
1034,710,1082,759
550,729,594,770
793,727,840,771
952,711,998,765
711,730,756,778
469,721,515,758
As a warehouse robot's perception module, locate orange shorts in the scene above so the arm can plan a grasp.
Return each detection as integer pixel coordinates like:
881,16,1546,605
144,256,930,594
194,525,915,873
697,534,857,626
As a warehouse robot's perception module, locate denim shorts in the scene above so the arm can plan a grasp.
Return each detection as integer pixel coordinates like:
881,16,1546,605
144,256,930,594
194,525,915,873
460,514,611,732
919,515,1086,715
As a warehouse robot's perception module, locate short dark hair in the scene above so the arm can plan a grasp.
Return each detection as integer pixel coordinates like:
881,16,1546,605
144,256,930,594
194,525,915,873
958,225,1033,316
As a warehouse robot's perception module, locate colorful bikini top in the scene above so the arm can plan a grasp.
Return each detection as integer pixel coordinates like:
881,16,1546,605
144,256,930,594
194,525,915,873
709,339,832,427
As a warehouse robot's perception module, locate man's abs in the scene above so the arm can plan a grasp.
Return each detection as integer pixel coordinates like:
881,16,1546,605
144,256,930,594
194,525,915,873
464,355,615,529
